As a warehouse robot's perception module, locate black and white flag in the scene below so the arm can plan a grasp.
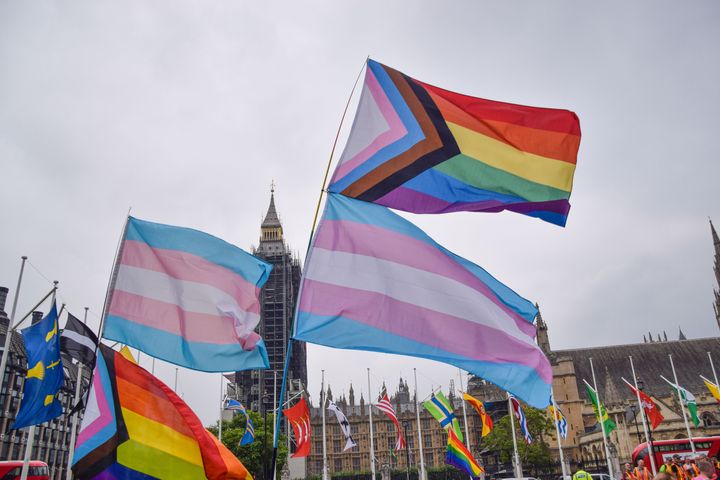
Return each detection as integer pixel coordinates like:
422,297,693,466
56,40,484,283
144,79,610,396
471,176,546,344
60,313,99,366
327,400,357,451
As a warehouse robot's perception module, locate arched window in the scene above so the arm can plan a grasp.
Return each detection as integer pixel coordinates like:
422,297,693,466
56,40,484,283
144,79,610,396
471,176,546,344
702,411,719,426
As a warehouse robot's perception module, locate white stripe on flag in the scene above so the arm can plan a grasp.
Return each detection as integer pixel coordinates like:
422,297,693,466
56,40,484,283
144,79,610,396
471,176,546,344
61,329,96,352
305,248,534,345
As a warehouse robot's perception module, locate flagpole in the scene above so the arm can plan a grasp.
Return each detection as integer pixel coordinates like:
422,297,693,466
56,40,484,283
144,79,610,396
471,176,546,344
668,355,696,454
589,358,613,480
65,307,91,480
414,369,426,480
708,352,720,392
368,368,377,480
0,256,27,408
507,393,522,479
219,374,224,441
21,281,58,480
457,369,471,480
322,370,328,480
273,369,278,480
550,387,568,479
628,356,656,474
174,367,178,392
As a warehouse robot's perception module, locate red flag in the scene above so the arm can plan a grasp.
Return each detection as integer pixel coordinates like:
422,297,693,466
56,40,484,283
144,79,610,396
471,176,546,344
624,379,664,429
375,393,406,450
283,398,311,457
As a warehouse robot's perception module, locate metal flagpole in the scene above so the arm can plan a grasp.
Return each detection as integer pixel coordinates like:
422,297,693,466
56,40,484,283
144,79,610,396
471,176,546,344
65,307,91,480
627,356,657,474
273,370,278,480
1,256,29,387
21,281,58,480
174,367,178,392
550,387,568,480
507,393,522,479
218,375,224,441
151,357,155,375
589,358,613,480
457,369,471,480
708,352,720,392
413,369,426,480
322,370,328,480
669,355,696,454
368,368,376,480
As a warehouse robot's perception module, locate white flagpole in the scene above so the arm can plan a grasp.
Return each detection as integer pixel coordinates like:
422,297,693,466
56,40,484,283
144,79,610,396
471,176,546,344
708,352,720,392
218,374,224,441
0,256,28,389
550,387,568,479
668,355,696,454
65,307,91,480
21,281,58,480
589,358,613,480
174,367,178,392
628,356,656,474
322,370,328,480
507,393,522,479
368,368,376,480
458,369,471,480
413,369,426,480
273,370,278,480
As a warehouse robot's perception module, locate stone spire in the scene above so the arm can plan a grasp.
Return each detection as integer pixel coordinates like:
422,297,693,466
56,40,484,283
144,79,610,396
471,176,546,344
711,219,720,331
349,383,355,406
257,182,286,255
535,304,551,356
603,366,622,406
678,327,687,341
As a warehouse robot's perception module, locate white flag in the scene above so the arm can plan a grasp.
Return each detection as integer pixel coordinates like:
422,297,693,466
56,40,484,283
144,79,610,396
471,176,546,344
327,401,357,451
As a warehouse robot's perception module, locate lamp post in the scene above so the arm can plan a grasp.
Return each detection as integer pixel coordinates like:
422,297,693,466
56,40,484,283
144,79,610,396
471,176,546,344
263,391,270,480
629,405,642,444
402,420,411,480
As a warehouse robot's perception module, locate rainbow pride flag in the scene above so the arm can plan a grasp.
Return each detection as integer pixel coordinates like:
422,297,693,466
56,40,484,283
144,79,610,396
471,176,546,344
294,193,552,407
72,345,251,480
445,428,484,478
329,59,581,226
104,216,272,372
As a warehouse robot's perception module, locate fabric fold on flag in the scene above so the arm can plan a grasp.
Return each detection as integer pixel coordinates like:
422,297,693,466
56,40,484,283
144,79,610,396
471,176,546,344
327,401,357,451
445,428,484,479
463,392,493,437
104,216,272,373
13,303,64,430
60,313,99,367
701,376,720,404
424,391,463,441
328,59,582,226
225,399,255,446
375,393,406,450
509,395,532,444
622,378,664,430
661,376,700,427
584,381,616,434
284,398,311,458
72,345,252,480
294,193,551,408
548,396,568,439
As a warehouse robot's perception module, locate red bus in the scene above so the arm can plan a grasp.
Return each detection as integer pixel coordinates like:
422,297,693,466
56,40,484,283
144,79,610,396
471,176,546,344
632,437,720,466
0,461,50,480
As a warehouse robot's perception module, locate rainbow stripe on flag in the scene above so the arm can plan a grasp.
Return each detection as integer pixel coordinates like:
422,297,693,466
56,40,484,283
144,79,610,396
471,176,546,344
329,59,581,226
104,216,272,372
294,193,552,407
72,345,251,480
445,428,484,478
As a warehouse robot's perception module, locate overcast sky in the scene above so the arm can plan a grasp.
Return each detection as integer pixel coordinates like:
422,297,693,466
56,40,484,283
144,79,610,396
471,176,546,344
1,1,719,426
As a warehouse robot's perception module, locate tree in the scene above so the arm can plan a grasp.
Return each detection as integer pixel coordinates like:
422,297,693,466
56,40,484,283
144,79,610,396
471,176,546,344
482,404,555,473
208,410,289,479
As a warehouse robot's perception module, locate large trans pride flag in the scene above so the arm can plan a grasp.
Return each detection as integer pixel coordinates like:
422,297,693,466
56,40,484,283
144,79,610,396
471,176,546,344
104,216,272,372
72,345,251,480
293,193,551,407
329,60,581,226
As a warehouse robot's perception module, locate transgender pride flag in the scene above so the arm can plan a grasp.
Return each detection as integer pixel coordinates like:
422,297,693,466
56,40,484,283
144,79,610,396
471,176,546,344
294,193,551,407
104,217,272,372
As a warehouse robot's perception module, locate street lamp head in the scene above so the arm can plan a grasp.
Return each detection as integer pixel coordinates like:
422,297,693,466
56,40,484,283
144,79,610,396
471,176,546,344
637,379,645,390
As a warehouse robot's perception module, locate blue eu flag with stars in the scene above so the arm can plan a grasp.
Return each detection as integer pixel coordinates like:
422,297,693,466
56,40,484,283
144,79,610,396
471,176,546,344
12,303,64,429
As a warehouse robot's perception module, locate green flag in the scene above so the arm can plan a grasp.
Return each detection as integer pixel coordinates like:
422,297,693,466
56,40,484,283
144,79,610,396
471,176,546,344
662,376,700,427
423,391,463,441
584,381,616,434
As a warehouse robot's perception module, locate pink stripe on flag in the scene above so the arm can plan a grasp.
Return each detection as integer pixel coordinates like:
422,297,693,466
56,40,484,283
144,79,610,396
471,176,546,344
300,279,552,381
332,68,408,182
120,240,261,315
77,371,113,446
108,291,246,345
313,219,536,338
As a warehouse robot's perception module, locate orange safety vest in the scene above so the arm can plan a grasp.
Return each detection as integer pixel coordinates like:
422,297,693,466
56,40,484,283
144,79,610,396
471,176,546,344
685,464,700,478
664,463,686,480
634,467,651,480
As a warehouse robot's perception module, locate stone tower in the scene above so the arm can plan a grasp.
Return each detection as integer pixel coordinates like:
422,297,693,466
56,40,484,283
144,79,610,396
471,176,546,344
233,186,307,413
535,304,552,357
712,219,720,331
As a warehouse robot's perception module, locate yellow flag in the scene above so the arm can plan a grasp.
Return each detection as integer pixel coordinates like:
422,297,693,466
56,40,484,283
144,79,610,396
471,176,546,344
119,346,137,364
703,377,720,403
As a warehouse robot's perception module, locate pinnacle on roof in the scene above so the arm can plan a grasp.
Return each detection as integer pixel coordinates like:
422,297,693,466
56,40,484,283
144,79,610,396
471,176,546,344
678,327,687,341
711,218,720,248
262,191,282,229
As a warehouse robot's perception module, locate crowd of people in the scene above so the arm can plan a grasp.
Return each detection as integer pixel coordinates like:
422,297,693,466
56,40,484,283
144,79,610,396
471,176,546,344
573,454,720,480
